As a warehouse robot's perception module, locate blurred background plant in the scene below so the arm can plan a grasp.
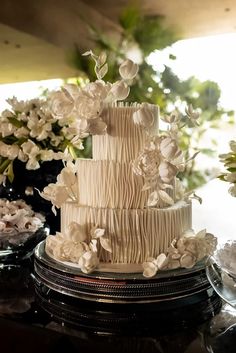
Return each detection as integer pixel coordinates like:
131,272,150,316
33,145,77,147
68,6,234,191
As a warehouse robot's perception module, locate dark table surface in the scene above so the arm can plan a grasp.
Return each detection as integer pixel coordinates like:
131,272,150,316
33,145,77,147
0,258,236,353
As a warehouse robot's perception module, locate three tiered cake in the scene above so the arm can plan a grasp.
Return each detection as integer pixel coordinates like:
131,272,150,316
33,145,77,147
42,52,216,277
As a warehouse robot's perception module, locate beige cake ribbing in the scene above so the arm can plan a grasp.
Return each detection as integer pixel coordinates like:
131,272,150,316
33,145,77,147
61,201,192,264
92,105,159,161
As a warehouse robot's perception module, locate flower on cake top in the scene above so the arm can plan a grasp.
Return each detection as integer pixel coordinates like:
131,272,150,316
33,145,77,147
46,221,111,274
0,199,45,233
49,51,139,138
40,161,78,214
142,229,217,278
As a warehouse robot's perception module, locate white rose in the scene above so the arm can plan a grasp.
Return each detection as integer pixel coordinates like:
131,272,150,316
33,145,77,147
133,148,161,180
75,91,101,119
50,90,74,118
119,59,139,80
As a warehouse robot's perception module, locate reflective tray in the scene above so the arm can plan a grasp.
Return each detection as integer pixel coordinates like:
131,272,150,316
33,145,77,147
0,228,47,264
206,257,236,308
34,241,220,304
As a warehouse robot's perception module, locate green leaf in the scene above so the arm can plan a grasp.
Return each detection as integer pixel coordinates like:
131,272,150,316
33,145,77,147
7,116,24,128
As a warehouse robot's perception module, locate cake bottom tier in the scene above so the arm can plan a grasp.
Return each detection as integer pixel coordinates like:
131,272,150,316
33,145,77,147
61,202,192,264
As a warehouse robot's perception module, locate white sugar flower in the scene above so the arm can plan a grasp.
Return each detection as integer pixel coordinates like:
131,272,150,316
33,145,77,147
75,91,101,119
41,183,70,210
50,90,74,118
143,254,167,278
119,59,139,80
84,80,110,101
159,161,177,183
160,137,182,161
88,118,107,135
109,80,130,101
133,104,155,128
66,222,87,243
61,240,85,262
133,148,161,180
78,251,99,274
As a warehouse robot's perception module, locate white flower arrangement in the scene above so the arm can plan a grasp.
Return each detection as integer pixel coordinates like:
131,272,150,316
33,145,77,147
142,229,217,278
219,140,236,197
0,96,84,184
132,106,200,207
0,199,45,234
46,221,111,274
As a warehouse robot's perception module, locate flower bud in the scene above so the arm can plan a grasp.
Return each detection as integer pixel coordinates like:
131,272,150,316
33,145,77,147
119,59,139,80
110,80,130,101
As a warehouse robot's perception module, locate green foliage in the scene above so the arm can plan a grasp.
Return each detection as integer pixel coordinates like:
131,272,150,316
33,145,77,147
69,6,234,191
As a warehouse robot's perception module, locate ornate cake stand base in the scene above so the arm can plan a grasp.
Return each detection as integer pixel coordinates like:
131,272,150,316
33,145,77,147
33,241,221,333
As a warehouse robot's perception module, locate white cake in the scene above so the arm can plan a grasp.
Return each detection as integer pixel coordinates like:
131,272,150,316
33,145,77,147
60,105,192,266
43,54,216,277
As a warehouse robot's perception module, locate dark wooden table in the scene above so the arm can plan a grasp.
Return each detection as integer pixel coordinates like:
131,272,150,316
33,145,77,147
0,259,236,353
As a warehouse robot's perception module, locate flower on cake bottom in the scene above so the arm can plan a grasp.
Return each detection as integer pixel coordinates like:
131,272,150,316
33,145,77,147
45,221,112,274
142,229,217,278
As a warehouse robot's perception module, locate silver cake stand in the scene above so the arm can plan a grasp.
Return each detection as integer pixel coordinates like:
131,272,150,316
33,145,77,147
33,241,222,333
34,240,220,304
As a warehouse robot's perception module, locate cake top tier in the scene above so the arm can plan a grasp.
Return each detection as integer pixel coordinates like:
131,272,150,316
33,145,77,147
92,103,159,161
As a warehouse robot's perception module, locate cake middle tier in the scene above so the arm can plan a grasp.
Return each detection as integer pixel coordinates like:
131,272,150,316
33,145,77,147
78,159,148,209
61,201,192,264
77,159,174,209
